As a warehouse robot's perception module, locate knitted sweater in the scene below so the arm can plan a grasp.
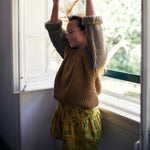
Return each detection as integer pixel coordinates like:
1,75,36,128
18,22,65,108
45,16,108,109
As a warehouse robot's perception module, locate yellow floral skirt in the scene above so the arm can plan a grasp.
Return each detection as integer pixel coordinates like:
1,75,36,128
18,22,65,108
50,102,104,150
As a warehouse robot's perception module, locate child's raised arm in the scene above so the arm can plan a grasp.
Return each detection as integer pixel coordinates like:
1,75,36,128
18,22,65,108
83,0,108,70
50,0,60,22
86,0,95,16
45,0,68,58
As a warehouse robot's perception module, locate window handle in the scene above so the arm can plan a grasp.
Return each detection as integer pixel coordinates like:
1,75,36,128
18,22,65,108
134,140,140,150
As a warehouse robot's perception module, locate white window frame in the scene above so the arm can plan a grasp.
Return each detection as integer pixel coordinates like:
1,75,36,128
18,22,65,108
141,0,150,149
12,0,58,93
12,0,85,93
12,0,19,93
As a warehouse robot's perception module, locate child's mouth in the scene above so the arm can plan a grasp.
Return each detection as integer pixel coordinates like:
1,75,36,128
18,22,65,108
68,40,74,46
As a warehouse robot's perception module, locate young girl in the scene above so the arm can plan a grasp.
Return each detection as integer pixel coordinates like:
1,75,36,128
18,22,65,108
45,0,108,149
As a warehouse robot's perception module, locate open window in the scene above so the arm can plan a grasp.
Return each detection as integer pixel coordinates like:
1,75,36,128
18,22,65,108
94,0,141,122
97,0,141,101
12,0,141,121
12,0,86,92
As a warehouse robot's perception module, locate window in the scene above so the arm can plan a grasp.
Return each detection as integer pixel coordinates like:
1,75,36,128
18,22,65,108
17,0,58,91
94,0,141,102
12,0,150,147
93,0,141,122
12,0,85,92
12,0,60,92
12,0,141,120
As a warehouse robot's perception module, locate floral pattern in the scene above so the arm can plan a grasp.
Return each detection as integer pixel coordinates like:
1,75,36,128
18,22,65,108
50,103,104,150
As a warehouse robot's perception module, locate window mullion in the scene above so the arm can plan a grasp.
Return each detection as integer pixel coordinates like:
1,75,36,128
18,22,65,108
103,69,140,83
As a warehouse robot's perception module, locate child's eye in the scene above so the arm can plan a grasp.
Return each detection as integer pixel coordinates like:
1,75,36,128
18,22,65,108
68,30,74,34
67,30,74,35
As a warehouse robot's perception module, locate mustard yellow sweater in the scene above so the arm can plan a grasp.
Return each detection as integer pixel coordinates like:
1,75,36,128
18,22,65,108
45,16,108,109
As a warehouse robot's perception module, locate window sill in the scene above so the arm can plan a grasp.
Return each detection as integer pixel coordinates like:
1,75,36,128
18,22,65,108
99,91,140,134
15,85,140,124
99,91,140,122
15,85,140,132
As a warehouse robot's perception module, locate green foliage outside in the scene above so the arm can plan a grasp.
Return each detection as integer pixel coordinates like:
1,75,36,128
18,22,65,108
94,0,141,75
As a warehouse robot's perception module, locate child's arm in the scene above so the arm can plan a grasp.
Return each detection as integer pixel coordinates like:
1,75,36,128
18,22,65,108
83,0,108,70
50,0,60,23
86,0,95,16
45,0,68,58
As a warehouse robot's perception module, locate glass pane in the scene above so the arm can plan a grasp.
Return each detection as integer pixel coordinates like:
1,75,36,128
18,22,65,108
93,0,141,100
24,0,60,86
101,76,141,101
94,0,141,75
46,39,62,73
27,38,47,74
27,0,46,34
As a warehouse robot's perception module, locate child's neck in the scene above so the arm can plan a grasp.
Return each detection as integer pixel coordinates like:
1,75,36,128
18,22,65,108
79,39,87,49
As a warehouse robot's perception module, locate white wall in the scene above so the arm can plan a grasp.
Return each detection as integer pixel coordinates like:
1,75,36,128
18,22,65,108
99,111,139,150
0,0,139,150
20,90,59,150
20,90,139,150
0,0,20,149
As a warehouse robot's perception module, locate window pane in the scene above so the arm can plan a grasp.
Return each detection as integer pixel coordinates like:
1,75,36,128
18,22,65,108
19,0,57,90
47,40,62,73
94,0,141,75
93,0,141,100
101,76,141,101
27,0,45,34
27,38,47,74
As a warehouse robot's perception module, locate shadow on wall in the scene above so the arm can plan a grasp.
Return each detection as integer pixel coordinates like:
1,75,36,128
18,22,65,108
0,137,11,150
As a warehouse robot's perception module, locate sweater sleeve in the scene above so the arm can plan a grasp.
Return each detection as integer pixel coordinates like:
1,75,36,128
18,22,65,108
45,21,68,58
82,16,108,70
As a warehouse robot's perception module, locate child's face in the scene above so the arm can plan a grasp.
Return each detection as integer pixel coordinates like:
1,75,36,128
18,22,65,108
66,20,86,49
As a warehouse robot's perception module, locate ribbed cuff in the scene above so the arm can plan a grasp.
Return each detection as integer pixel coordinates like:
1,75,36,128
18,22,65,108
45,20,62,30
82,16,103,25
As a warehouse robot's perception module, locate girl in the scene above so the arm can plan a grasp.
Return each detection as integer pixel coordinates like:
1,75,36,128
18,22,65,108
45,0,108,149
